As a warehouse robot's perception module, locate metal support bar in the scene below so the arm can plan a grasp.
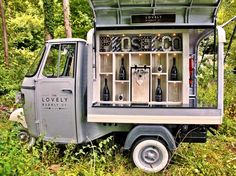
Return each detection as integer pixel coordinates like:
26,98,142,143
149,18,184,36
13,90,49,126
213,22,217,78
220,16,236,28
224,24,236,62
94,5,217,11
187,0,194,23
216,26,226,116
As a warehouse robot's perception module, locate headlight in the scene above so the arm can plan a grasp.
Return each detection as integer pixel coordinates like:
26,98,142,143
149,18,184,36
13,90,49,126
15,92,25,104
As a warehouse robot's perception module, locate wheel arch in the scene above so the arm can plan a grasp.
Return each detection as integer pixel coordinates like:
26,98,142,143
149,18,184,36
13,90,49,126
124,125,176,151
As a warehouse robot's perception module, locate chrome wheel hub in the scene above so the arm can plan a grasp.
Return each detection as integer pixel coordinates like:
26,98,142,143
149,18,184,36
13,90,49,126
142,147,160,164
18,131,30,143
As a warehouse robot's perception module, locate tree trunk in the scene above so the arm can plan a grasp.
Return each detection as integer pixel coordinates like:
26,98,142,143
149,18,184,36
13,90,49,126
0,0,9,66
63,0,72,38
43,0,54,41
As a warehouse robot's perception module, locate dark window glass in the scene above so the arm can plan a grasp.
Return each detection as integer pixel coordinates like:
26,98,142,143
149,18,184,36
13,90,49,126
42,43,76,78
59,44,76,77
43,44,60,77
26,47,45,77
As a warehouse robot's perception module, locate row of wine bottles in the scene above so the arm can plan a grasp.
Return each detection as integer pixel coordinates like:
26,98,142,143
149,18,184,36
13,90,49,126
102,57,178,101
117,57,178,80
103,78,164,102
103,58,126,101
155,56,178,101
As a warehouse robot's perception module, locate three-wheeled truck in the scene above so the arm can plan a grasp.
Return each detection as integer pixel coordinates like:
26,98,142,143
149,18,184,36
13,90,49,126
10,0,228,173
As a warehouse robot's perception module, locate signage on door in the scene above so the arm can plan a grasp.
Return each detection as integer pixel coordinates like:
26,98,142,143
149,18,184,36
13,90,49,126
41,95,69,110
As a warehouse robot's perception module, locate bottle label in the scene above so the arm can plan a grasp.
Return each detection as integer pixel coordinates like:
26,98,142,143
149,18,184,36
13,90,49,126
171,73,177,80
155,95,162,102
103,94,109,101
119,72,125,80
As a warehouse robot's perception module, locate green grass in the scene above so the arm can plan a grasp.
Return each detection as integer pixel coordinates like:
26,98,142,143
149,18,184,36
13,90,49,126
0,109,236,176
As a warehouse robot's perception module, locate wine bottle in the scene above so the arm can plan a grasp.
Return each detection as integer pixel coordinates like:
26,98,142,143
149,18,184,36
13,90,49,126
155,78,162,102
170,57,178,80
189,57,193,87
119,58,126,80
103,78,110,101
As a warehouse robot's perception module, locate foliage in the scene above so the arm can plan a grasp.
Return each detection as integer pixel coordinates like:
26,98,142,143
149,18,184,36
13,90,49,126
197,0,236,107
0,0,93,104
0,0,236,175
8,14,44,51
0,109,236,175
70,0,93,39
71,10,92,39
0,111,121,175
43,0,54,38
218,0,236,67
168,135,236,175
0,116,50,175
224,71,236,108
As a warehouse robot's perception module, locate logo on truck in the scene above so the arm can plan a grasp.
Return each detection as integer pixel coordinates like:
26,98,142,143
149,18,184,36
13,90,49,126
41,95,69,110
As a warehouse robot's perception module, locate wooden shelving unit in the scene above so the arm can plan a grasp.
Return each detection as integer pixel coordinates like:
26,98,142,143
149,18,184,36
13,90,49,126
97,32,189,106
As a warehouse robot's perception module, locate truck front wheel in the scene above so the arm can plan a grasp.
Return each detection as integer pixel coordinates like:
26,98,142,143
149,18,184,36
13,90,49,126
18,129,36,147
132,138,170,173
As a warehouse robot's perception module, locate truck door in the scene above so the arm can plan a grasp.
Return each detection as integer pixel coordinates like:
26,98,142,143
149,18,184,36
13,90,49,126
36,43,77,143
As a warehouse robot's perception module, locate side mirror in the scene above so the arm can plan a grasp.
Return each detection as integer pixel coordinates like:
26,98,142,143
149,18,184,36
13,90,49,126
233,67,236,74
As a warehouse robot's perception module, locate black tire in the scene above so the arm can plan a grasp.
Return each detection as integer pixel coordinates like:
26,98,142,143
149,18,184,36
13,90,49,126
18,129,36,147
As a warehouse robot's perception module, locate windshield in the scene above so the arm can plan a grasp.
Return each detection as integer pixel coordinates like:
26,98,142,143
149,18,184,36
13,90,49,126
26,47,46,77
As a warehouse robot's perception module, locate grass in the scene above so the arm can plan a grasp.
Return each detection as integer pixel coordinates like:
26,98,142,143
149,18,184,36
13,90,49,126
0,108,236,176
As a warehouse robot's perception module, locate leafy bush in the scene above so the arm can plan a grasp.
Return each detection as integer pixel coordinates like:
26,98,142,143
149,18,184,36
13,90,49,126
7,14,44,51
0,118,50,175
169,135,236,175
0,48,41,105
0,115,122,175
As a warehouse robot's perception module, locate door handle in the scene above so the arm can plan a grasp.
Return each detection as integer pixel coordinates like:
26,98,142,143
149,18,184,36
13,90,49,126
62,89,73,94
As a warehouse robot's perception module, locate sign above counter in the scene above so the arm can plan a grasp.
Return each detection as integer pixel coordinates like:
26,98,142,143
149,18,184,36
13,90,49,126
131,14,176,24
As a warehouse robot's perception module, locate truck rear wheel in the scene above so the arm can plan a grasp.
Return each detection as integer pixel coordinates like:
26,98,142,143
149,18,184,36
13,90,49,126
132,138,170,173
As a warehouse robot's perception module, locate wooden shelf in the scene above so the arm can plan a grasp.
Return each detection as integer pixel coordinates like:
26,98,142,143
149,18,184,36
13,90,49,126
115,80,129,83
167,101,182,105
149,101,183,105
168,81,182,83
149,101,168,105
152,73,167,76
100,72,113,75
167,51,183,54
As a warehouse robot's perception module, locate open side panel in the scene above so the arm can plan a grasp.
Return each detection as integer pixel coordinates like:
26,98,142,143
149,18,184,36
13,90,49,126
86,27,223,124
86,1,224,125
92,29,189,106
89,0,221,28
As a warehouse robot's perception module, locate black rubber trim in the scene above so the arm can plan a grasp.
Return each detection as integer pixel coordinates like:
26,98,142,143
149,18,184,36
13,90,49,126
21,86,35,90
124,125,176,151
95,25,215,31
92,102,217,109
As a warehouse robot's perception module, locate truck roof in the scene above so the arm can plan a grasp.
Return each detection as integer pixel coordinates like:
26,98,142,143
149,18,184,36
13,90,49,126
89,0,221,28
46,38,86,43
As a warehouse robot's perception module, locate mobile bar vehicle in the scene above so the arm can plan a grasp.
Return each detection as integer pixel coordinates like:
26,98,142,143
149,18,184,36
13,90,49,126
11,0,228,173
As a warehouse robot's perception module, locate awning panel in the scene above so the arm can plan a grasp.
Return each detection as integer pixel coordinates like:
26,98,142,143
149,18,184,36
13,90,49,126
89,0,221,28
